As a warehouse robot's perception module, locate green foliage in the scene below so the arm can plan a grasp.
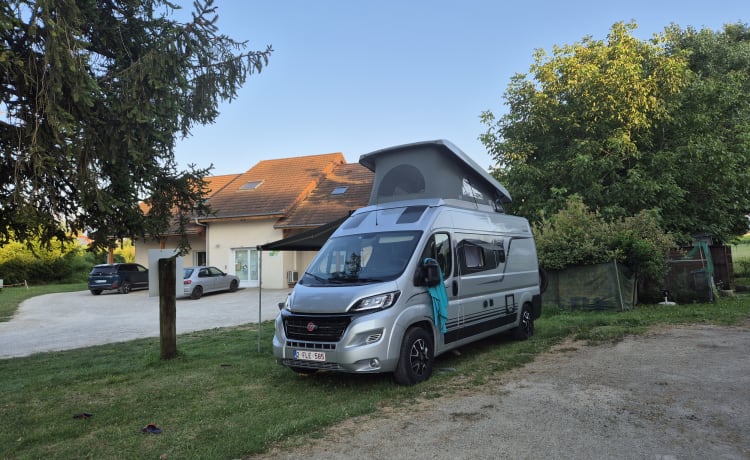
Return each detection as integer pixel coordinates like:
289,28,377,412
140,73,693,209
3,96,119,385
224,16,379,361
734,248,750,279
481,21,750,243
534,196,616,269
0,0,271,251
658,23,750,241
535,196,675,280
0,237,100,284
111,238,135,263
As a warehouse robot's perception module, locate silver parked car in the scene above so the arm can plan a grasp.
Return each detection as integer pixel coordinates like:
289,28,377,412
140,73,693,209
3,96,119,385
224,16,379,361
183,266,240,300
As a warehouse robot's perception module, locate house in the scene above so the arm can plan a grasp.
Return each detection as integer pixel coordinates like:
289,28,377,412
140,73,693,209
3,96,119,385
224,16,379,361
135,153,374,289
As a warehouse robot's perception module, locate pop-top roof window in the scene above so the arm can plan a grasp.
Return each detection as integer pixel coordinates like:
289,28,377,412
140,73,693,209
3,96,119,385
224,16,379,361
377,164,425,199
240,180,263,190
331,186,349,195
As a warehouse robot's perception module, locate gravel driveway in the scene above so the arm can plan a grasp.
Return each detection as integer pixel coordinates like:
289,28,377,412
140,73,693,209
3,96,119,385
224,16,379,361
0,287,290,359
258,322,750,460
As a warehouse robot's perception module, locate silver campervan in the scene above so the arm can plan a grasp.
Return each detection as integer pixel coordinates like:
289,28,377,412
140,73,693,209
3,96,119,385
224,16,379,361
272,140,542,385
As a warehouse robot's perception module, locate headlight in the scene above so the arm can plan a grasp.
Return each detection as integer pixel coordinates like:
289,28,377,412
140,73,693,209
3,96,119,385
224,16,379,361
349,291,400,312
279,294,292,311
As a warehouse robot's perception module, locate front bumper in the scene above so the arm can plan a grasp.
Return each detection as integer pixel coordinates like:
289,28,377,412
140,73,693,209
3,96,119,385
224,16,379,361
272,311,399,374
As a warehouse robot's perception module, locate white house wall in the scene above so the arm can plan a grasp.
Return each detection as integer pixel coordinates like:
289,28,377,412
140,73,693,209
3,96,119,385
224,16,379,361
134,235,206,268
135,240,159,267
278,249,317,285
209,219,286,289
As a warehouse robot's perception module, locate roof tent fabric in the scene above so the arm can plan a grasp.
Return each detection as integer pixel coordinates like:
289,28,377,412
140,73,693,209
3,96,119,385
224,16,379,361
358,139,512,208
258,216,348,251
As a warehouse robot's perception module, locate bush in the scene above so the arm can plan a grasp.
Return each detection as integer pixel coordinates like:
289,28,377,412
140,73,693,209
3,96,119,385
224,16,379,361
534,196,676,280
0,238,109,285
734,258,750,279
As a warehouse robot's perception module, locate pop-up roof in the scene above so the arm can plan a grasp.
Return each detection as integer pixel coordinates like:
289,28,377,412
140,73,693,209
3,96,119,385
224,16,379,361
358,139,511,211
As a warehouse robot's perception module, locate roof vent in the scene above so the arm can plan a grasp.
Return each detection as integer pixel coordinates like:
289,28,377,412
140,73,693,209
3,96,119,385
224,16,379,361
397,205,427,224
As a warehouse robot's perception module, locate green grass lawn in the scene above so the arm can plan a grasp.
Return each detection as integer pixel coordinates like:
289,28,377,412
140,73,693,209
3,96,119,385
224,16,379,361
733,242,750,259
731,242,750,281
1,288,748,458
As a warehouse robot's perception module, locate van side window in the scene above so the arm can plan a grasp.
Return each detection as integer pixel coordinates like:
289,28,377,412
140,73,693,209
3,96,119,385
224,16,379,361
420,233,452,278
463,244,484,268
458,239,505,274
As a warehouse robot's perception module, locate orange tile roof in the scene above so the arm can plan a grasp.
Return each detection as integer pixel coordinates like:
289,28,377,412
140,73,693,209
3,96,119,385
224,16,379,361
205,174,241,196
138,173,239,216
204,153,346,221
276,163,374,228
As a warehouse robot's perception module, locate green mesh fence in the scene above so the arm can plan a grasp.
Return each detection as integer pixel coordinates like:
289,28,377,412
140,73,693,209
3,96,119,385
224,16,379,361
542,261,635,311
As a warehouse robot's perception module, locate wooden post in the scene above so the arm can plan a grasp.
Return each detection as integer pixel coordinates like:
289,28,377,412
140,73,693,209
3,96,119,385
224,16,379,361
159,257,177,360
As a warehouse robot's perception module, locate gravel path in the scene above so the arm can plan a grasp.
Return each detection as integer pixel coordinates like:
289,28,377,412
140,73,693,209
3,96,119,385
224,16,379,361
0,288,289,358
257,322,750,460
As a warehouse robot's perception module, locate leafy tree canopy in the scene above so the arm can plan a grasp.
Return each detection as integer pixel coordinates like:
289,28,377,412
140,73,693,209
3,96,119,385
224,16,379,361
0,0,271,251
481,21,750,243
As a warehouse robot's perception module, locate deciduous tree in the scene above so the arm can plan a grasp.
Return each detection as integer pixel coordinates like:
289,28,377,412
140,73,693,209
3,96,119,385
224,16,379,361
481,21,750,243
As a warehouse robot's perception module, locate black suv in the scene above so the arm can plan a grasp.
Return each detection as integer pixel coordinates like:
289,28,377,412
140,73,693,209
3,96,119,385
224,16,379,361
88,263,149,295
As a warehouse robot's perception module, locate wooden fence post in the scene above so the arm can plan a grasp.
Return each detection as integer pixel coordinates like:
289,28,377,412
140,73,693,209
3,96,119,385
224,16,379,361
159,257,177,360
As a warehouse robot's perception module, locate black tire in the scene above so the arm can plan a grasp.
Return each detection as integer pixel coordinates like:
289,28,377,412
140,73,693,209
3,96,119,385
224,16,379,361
90,289,102,295
190,285,203,300
393,326,434,386
120,281,131,294
512,303,534,340
229,279,239,292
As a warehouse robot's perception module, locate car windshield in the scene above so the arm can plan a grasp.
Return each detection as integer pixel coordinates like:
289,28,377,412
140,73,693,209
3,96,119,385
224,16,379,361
300,231,422,286
184,268,194,279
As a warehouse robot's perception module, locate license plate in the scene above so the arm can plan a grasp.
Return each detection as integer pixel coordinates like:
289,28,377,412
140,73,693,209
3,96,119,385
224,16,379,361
294,350,325,362
95,280,106,284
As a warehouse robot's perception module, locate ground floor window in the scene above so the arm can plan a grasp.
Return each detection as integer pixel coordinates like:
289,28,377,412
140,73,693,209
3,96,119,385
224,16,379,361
233,248,259,286
195,251,207,266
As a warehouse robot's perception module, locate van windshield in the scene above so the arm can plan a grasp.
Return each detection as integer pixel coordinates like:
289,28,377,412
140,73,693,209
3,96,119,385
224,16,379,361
301,231,422,286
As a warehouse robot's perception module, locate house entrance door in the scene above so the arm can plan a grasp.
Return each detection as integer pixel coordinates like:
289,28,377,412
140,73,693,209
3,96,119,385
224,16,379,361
233,248,259,287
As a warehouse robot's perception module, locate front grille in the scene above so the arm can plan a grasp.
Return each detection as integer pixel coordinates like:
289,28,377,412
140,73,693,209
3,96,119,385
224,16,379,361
284,314,352,342
283,359,343,371
286,340,336,351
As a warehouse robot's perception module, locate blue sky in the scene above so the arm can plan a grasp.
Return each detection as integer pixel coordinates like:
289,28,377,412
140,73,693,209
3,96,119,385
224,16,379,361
173,0,747,176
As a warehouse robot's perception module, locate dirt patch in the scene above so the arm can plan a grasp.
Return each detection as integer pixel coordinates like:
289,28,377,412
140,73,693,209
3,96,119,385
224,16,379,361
254,322,750,460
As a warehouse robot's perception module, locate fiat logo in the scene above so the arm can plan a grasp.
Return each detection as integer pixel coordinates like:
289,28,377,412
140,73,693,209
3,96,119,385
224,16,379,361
306,322,318,332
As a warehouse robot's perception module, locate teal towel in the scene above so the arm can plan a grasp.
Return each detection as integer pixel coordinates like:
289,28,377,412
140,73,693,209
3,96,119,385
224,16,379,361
425,258,449,333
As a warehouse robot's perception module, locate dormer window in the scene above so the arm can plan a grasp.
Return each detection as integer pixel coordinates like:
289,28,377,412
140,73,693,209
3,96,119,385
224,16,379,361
240,180,263,190
331,186,349,195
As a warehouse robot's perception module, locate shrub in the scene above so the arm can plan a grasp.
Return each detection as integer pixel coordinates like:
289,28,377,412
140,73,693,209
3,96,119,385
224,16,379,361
735,258,750,279
534,196,676,280
533,196,616,269
0,237,109,285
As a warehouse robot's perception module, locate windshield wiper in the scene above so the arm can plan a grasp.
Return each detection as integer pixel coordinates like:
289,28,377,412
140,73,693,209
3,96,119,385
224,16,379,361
303,271,327,283
354,277,384,283
327,274,355,284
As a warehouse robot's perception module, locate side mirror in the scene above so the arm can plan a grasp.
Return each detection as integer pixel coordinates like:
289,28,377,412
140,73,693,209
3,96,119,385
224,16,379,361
422,258,441,287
